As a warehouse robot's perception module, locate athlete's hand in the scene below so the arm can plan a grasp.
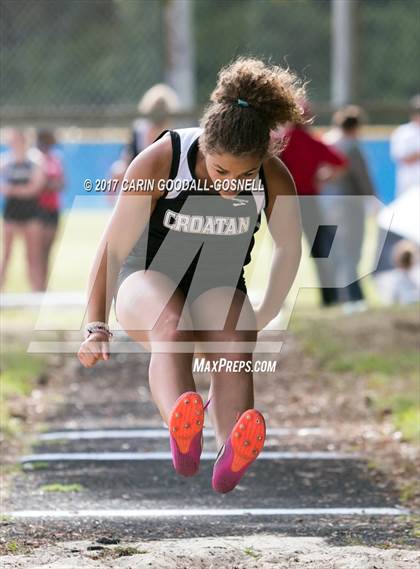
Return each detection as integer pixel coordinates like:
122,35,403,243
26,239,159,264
77,331,111,368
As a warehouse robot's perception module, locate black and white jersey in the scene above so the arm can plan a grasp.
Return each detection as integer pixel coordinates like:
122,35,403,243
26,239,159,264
118,127,269,287
2,155,35,186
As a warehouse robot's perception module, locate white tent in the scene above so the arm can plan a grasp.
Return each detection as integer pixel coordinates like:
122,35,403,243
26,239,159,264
378,186,420,245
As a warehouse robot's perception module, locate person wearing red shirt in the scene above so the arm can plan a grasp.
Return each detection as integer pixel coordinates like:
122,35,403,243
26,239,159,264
279,115,347,306
33,129,65,290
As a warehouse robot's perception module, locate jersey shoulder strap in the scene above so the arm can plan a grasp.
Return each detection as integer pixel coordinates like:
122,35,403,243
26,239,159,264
258,164,270,212
153,129,181,180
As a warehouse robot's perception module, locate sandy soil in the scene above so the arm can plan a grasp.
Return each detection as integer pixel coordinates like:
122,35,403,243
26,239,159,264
2,535,419,569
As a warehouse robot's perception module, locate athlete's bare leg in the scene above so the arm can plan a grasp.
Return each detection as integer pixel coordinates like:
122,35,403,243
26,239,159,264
22,220,44,291
190,287,257,449
115,270,196,425
0,221,16,290
39,222,59,290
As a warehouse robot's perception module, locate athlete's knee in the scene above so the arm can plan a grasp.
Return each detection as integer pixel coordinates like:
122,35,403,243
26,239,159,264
115,295,156,337
150,311,194,342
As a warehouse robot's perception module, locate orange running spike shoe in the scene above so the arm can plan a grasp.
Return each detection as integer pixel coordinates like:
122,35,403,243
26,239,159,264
168,391,205,477
212,409,266,493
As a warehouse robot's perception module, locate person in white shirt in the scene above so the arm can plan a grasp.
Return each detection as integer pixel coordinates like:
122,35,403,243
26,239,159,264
129,84,180,162
390,240,420,305
390,95,420,197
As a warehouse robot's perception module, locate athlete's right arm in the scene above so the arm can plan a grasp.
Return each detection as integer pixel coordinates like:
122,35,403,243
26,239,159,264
78,134,172,368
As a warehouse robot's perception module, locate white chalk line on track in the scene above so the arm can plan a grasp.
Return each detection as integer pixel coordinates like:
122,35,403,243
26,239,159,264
38,427,327,441
15,430,410,521
5,508,410,518
21,451,360,463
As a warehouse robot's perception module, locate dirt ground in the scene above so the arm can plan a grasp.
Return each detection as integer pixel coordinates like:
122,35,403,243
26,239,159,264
1,535,420,569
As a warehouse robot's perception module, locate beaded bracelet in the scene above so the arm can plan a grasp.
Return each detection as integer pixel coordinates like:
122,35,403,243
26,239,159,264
84,322,113,341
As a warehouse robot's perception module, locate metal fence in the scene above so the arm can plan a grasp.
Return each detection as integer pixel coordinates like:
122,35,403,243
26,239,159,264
1,0,419,126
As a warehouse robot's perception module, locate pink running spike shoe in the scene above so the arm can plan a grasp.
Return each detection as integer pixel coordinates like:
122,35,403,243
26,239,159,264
168,391,205,477
212,409,266,493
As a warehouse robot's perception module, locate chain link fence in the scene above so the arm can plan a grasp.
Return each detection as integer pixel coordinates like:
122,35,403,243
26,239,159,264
0,0,419,125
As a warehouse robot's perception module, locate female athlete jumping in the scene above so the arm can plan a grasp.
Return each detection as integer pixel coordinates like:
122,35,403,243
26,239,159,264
78,57,303,493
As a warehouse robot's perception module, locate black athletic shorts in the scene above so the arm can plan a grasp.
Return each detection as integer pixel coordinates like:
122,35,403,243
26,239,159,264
176,265,247,302
37,208,59,226
113,264,247,322
3,197,40,222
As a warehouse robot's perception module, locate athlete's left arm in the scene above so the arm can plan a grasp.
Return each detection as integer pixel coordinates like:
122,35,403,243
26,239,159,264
255,156,302,330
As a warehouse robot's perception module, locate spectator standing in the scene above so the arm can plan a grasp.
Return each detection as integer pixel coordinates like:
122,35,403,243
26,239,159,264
373,96,420,300
390,95,420,198
321,106,377,312
128,83,180,161
279,102,347,306
106,84,181,208
31,129,65,290
390,240,420,305
0,128,45,291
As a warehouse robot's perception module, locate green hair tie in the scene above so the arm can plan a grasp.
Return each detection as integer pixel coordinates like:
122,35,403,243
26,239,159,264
237,98,249,107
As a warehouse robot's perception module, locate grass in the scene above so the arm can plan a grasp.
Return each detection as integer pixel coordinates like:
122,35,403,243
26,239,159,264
1,211,113,331
1,211,384,344
22,461,49,470
1,350,44,397
40,483,85,493
291,306,420,442
90,545,148,560
3,541,33,555
1,211,381,298
0,346,47,437
244,546,262,559
4,541,19,554
113,546,147,557
3,211,416,438
367,367,419,442
411,516,420,539
399,482,419,505
38,438,67,446
0,211,107,294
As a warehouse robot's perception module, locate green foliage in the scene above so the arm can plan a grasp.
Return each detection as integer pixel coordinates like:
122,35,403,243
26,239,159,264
113,546,147,557
330,352,419,376
244,546,262,559
23,461,49,471
0,0,162,107
0,348,46,436
1,351,44,397
0,0,418,110
40,483,85,493
399,482,419,505
359,0,420,101
292,309,420,442
5,541,18,553
195,0,331,102
3,540,33,554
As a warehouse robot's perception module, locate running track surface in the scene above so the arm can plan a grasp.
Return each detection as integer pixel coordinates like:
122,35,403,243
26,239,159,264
2,346,412,546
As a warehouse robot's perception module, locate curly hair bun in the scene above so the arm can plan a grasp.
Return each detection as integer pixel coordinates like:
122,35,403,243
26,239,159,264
200,56,306,158
210,57,305,130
